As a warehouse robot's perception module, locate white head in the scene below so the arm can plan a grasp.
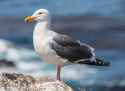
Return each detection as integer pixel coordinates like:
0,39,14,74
25,9,50,23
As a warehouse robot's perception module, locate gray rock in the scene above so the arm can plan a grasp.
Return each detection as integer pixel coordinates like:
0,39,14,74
0,73,73,91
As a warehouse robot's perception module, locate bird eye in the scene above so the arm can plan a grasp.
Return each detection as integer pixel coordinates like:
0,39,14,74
38,12,43,15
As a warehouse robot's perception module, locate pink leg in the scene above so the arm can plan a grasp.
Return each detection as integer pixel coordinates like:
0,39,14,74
56,65,61,81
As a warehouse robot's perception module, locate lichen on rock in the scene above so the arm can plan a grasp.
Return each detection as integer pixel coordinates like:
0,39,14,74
0,73,73,91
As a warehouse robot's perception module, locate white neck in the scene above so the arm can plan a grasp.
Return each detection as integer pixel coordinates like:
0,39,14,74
33,20,50,45
35,21,49,32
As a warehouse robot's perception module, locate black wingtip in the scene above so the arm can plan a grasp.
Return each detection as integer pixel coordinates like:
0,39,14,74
95,58,111,66
78,58,111,66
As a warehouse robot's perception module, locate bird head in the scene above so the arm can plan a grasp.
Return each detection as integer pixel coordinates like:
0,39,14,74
25,9,49,23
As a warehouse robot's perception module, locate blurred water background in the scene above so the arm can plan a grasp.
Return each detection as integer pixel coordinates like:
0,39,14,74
0,0,125,91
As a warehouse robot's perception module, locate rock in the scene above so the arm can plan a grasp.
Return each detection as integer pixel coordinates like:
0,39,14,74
0,73,73,91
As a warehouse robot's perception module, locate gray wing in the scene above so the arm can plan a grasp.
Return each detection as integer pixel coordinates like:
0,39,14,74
50,34,94,62
52,34,80,47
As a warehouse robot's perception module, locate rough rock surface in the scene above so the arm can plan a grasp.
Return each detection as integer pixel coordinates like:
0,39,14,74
0,73,73,91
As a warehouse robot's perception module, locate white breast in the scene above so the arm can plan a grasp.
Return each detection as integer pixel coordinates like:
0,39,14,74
33,29,67,65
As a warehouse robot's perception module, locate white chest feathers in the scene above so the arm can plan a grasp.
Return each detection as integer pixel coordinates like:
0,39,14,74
33,28,67,65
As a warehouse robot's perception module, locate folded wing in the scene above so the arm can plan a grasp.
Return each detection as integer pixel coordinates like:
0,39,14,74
50,34,95,63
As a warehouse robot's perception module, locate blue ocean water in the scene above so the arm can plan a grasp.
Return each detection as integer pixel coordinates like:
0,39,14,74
0,0,125,16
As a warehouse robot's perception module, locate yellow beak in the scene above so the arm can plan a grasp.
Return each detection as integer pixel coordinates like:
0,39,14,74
25,16,36,23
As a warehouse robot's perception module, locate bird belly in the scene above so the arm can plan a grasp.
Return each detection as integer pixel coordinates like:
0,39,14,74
34,38,67,65
41,53,68,65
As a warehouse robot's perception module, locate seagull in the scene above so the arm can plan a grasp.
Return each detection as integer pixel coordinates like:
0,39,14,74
25,9,110,81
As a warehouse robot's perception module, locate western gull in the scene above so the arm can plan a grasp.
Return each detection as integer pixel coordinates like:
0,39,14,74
25,9,110,81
